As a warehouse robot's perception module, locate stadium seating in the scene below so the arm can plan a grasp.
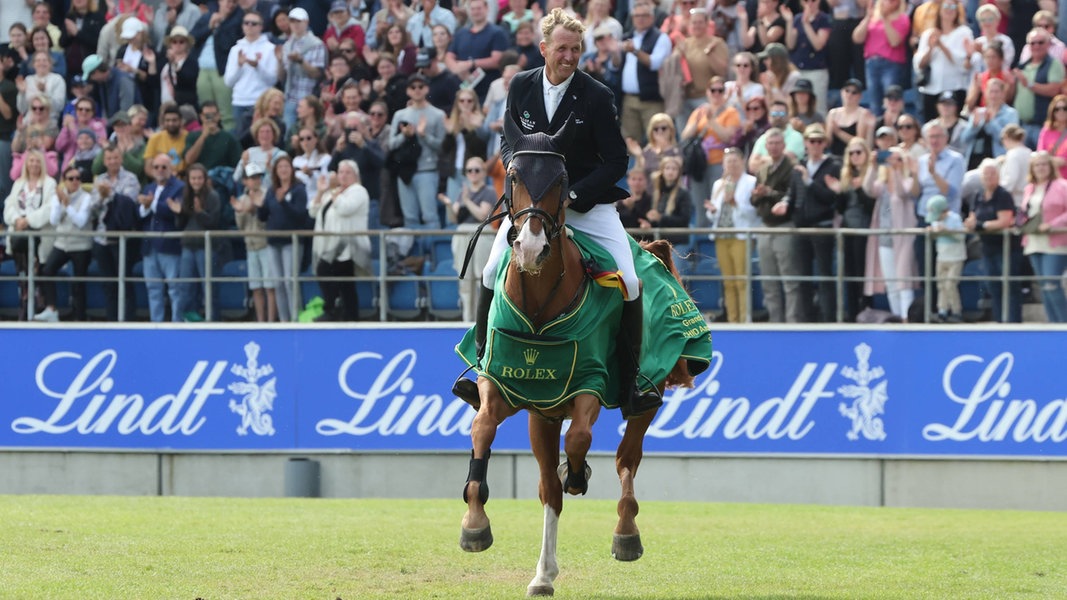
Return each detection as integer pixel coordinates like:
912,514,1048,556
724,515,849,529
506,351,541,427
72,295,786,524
427,261,462,321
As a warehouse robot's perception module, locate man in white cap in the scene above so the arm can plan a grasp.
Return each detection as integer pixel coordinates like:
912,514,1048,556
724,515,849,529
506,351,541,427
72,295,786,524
223,8,278,140
278,7,325,132
151,0,202,52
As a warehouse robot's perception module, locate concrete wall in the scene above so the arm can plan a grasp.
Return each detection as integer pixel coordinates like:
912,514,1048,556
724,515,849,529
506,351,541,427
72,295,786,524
4,450,1067,511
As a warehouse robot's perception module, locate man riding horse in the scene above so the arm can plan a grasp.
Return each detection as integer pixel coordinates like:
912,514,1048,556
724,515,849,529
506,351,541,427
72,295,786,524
452,7,661,420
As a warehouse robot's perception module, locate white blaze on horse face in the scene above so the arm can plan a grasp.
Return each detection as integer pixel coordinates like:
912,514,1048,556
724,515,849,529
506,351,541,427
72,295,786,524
513,217,549,273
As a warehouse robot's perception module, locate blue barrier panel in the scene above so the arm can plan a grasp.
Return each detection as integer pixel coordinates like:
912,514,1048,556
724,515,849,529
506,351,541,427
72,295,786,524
1,327,1065,457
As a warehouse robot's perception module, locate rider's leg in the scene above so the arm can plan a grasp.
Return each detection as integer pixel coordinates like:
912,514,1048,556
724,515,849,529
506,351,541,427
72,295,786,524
453,218,512,405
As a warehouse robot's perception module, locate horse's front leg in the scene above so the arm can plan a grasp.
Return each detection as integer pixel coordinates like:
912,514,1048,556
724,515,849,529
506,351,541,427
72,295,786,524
612,405,657,561
460,377,517,552
559,394,600,495
526,412,563,597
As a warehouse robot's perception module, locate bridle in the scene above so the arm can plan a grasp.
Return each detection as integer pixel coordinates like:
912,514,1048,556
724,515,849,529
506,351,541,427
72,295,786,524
504,149,568,250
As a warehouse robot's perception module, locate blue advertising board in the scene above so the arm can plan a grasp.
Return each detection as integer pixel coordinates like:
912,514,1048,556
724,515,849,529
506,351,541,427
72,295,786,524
1,327,1065,458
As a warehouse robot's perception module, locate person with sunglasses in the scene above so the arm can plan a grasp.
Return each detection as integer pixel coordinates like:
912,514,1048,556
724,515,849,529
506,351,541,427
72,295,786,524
439,156,495,322
137,153,186,322
15,51,65,119
1014,28,1067,149
741,0,786,56
324,1,367,57
1037,94,1067,180
682,75,740,228
33,166,93,322
56,98,106,175
387,72,446,229
223,11,278,142
679,9,729,131
190,0,242,131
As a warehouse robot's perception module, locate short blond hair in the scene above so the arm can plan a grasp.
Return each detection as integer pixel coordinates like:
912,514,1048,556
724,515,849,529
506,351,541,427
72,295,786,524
541,7,585,41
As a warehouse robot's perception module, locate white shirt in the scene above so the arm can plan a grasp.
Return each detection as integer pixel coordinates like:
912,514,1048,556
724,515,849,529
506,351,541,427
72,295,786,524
542,70,575,122
621,28,672,95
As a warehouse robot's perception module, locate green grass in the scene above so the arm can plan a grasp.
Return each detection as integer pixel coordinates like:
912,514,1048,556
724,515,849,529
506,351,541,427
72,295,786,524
1,496,1065,599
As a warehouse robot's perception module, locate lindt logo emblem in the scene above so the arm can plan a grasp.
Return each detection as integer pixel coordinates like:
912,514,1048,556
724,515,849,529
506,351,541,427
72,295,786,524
228,341,277,436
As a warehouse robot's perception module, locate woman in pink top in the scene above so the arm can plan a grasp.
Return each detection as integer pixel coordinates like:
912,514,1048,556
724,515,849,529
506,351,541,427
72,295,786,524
1037,94,1067,180
851,0,910,117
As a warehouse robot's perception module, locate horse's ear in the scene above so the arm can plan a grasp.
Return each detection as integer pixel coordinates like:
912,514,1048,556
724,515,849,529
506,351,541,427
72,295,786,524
551,113,577,150
504,110,522,150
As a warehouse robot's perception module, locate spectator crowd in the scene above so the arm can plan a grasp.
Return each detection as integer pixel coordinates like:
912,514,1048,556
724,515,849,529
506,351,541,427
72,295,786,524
2,0,1067,324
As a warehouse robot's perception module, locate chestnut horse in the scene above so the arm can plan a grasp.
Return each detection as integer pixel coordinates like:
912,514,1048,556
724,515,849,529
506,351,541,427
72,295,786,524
455,115,711,596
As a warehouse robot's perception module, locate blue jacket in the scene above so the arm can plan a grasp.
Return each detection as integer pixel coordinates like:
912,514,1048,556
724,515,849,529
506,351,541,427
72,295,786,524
140,176,185,255
257,183,310,247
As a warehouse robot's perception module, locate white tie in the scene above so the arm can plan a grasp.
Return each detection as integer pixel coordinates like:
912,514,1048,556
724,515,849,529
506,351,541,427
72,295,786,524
546,86,560,122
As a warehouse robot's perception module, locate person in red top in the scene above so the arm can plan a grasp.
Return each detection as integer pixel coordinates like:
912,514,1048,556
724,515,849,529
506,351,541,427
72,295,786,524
964,40,1015,113
324,1,367,56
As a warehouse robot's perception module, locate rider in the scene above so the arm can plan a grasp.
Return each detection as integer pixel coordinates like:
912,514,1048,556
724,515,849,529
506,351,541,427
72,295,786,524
453,7,661,419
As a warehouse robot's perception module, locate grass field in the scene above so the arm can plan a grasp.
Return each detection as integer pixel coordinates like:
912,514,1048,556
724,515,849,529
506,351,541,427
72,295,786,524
2,495,1065,599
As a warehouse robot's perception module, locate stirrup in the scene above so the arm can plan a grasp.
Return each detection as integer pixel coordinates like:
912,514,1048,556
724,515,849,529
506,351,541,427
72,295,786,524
452,365,481,410
620,373,662,420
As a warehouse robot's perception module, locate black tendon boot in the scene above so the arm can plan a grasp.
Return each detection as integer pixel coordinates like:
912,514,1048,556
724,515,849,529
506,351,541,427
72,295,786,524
617,298,662,420
452,285,496,408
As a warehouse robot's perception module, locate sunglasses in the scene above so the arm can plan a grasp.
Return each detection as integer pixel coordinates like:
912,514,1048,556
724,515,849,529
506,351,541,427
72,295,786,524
409,84,426,90
1055,106,1067,112
465,168,483,173
770,110,787,118
65,175,81,181
708,88,725,94
746,105,764,112
734,63,751,68
806,138,826,144
458,98,474,103
1029,40,1048,46
243,20,262,26
171,38,188,44
153,165,170,170
31,106,46,112
76,107,92,112
299,136,316,141
369,112,386,117
848,150,865,156
843,88,860,95
652,125,671,132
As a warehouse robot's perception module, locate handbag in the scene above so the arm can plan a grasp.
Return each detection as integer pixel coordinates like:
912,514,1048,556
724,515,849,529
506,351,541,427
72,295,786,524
682,121,711,182
387,134,422,185
915,64,931,88
1017,210,1044,235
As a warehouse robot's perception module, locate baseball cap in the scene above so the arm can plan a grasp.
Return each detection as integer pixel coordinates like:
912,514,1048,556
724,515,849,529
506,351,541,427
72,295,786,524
926,195,948,217
407,72,429,87
843,78,864,92
884,85,904,100
937,91,958,104
109,112,131,127
803,123,827,140
81,54,104,80
758,43,787,61
71,74,87,87
876,125,896,139
415,47,436,68
120,17,145,40
288,7,309,21
791,78,814,96
244,162,265,178
330,0,349,12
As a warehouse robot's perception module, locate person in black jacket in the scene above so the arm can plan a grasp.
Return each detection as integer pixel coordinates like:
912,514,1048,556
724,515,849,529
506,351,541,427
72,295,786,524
454,8,660,421
162,26,200,111
60,0,106,88
785,123,841,323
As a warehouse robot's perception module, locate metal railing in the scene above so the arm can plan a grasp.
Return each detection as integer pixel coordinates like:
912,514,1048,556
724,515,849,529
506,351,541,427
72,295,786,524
0,226,1056,323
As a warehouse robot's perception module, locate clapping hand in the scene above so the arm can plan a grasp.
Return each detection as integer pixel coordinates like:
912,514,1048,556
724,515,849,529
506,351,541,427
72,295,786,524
166,197,182,213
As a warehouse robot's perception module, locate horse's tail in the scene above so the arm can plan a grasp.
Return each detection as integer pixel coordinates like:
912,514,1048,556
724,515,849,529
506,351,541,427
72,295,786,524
639,239,684,286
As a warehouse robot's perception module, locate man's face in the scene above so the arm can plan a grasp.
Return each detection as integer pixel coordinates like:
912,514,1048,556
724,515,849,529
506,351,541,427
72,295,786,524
104,149,122,173
330,8,348,26
407,80,428,101
289,18,308,36
766,135,784,160
468,0,487,23
627,171,647,195
163,113,182,135
630,5,654,31
769,104,789,128
1028,34,1050,60
201,108,219,129
331,57,351,78
218,0,235,15
540,26,582,84
152,159,172,183
925,126,947,152
242,14,263,39
805,136,826,158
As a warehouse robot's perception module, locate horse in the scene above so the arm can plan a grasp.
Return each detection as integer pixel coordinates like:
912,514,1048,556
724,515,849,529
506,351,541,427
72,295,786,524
454,114,711,596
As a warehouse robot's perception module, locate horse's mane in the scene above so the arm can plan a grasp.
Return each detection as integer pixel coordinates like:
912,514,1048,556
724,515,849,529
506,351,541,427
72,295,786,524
639,239,683,287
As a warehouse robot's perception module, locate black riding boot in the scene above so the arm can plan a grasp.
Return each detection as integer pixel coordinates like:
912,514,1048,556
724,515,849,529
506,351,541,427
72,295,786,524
617,298,662,420
452,285,495,408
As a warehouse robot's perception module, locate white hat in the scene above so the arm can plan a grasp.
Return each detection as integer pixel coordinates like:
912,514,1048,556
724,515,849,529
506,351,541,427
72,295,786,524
243,162,265,178
120,17,145,40
288,7,310,21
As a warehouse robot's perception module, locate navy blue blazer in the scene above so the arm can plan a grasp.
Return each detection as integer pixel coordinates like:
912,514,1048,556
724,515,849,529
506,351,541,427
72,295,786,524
140,176,185,255
500,68,629,213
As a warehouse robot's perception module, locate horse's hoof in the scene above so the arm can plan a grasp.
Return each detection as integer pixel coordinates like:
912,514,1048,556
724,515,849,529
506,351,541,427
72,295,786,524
452,377,481,410
526,584,554,596
460,525,493,552
556,460,592,495
611,533,644,561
